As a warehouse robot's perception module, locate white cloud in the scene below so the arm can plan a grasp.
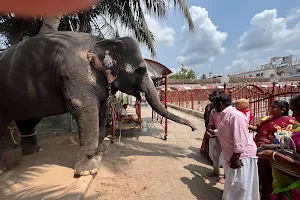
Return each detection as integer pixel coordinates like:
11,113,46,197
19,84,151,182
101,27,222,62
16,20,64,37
286,7,300,22
114,2,176,47
176,6,228,67
140,46,152,58
227,58,270,73
169,67,178,73
286,48,300,57
232,58,249,67
238,9,300,52
117,17,175,47
226,58,251,72
146,18,176,46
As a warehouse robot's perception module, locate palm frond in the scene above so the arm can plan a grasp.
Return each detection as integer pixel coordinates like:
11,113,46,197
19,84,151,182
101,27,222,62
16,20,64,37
96,0,157,56
0,0,194,55
170,0,194,31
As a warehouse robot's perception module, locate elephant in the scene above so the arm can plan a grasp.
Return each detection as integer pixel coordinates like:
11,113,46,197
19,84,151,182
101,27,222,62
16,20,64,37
0,31,197,176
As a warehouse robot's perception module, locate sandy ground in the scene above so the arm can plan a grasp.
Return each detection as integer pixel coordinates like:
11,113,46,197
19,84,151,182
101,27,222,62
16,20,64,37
0,106,223,200
84,107,224,200
0,133,105,200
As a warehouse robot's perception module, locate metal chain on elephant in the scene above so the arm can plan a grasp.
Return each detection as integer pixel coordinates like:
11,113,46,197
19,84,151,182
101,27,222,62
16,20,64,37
107,83,118,110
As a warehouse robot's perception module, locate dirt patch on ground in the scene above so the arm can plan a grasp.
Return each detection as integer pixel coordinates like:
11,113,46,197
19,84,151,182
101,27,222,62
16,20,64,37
0,132,97,200
84,108,224,200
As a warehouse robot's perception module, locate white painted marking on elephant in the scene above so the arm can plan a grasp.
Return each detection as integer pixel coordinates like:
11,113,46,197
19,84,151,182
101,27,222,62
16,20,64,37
78,50,88,60
71,98,82,107
103,50,116,69
125,63,134,73
87,67,97,86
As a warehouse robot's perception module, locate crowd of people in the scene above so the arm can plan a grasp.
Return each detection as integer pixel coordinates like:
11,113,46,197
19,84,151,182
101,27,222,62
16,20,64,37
200,89,300,200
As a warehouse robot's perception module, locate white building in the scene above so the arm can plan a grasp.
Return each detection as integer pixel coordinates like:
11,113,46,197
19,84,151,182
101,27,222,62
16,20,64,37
277,64,300,76
231,68,277,78
231,55,300,78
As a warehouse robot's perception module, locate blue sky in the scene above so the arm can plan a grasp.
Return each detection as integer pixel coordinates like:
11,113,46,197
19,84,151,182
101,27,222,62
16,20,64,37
128,0,300,77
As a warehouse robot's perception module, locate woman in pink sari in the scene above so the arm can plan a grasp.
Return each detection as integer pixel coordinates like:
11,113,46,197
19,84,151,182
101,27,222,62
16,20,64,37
249,100,298,200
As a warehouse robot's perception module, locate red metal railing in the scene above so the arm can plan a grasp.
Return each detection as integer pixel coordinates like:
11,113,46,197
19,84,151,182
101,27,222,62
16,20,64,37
164,83,300,124
230,84,300,123
167,88,213,112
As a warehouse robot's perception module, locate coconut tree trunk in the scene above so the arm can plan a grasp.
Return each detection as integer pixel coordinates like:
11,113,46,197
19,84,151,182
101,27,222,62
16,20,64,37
39,15,62,34
140,72,197,131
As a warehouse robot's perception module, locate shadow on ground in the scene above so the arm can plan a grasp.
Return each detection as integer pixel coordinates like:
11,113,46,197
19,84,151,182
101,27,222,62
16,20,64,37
0,132,89,200
181,164,222,200
180,146,223,199
107,138,187,160
186,146,212,165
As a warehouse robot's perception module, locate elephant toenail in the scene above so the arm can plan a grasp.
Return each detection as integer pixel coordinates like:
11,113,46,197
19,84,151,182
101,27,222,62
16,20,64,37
91,168,98,174
80,170,90,176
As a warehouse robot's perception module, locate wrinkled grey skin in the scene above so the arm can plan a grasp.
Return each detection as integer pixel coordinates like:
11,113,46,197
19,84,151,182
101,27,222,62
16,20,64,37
0,31,196,176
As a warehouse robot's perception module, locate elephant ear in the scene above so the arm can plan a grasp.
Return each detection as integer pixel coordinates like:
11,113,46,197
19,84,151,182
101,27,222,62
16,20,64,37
89,39,123,83
87,50,117,84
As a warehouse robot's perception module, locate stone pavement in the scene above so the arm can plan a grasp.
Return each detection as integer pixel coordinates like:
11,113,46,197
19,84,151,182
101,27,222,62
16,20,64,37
84,107,224,200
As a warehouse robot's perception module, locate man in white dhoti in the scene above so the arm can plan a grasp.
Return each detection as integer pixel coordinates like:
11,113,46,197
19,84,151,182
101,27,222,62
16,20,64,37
208,93,259,200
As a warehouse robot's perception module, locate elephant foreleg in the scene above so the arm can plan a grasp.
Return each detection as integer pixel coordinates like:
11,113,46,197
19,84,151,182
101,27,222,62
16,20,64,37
15,119,43,155
68,97,100,176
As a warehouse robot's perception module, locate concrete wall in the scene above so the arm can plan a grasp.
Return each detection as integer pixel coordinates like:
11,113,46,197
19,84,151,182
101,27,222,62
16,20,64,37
277,65,298,76
232,68,277,78
167,103,204,118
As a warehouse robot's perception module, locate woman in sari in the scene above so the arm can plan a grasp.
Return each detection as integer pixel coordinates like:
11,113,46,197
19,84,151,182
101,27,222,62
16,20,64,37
200,94,214,158
249,100,298,200
258,94,300,199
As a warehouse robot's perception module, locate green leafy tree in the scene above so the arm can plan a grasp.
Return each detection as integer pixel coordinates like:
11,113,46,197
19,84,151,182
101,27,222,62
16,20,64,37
0,0,194,57
201,73,207,79
169,66,197,80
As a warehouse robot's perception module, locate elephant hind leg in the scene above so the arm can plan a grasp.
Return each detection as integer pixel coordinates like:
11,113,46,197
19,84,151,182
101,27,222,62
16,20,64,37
15,118,43,155
0,117,10,175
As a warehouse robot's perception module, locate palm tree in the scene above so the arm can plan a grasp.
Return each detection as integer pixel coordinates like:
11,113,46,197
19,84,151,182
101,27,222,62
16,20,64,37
0,0,194,57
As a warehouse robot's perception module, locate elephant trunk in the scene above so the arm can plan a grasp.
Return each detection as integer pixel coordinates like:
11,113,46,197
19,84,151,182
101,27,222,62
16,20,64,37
140,73,197,131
